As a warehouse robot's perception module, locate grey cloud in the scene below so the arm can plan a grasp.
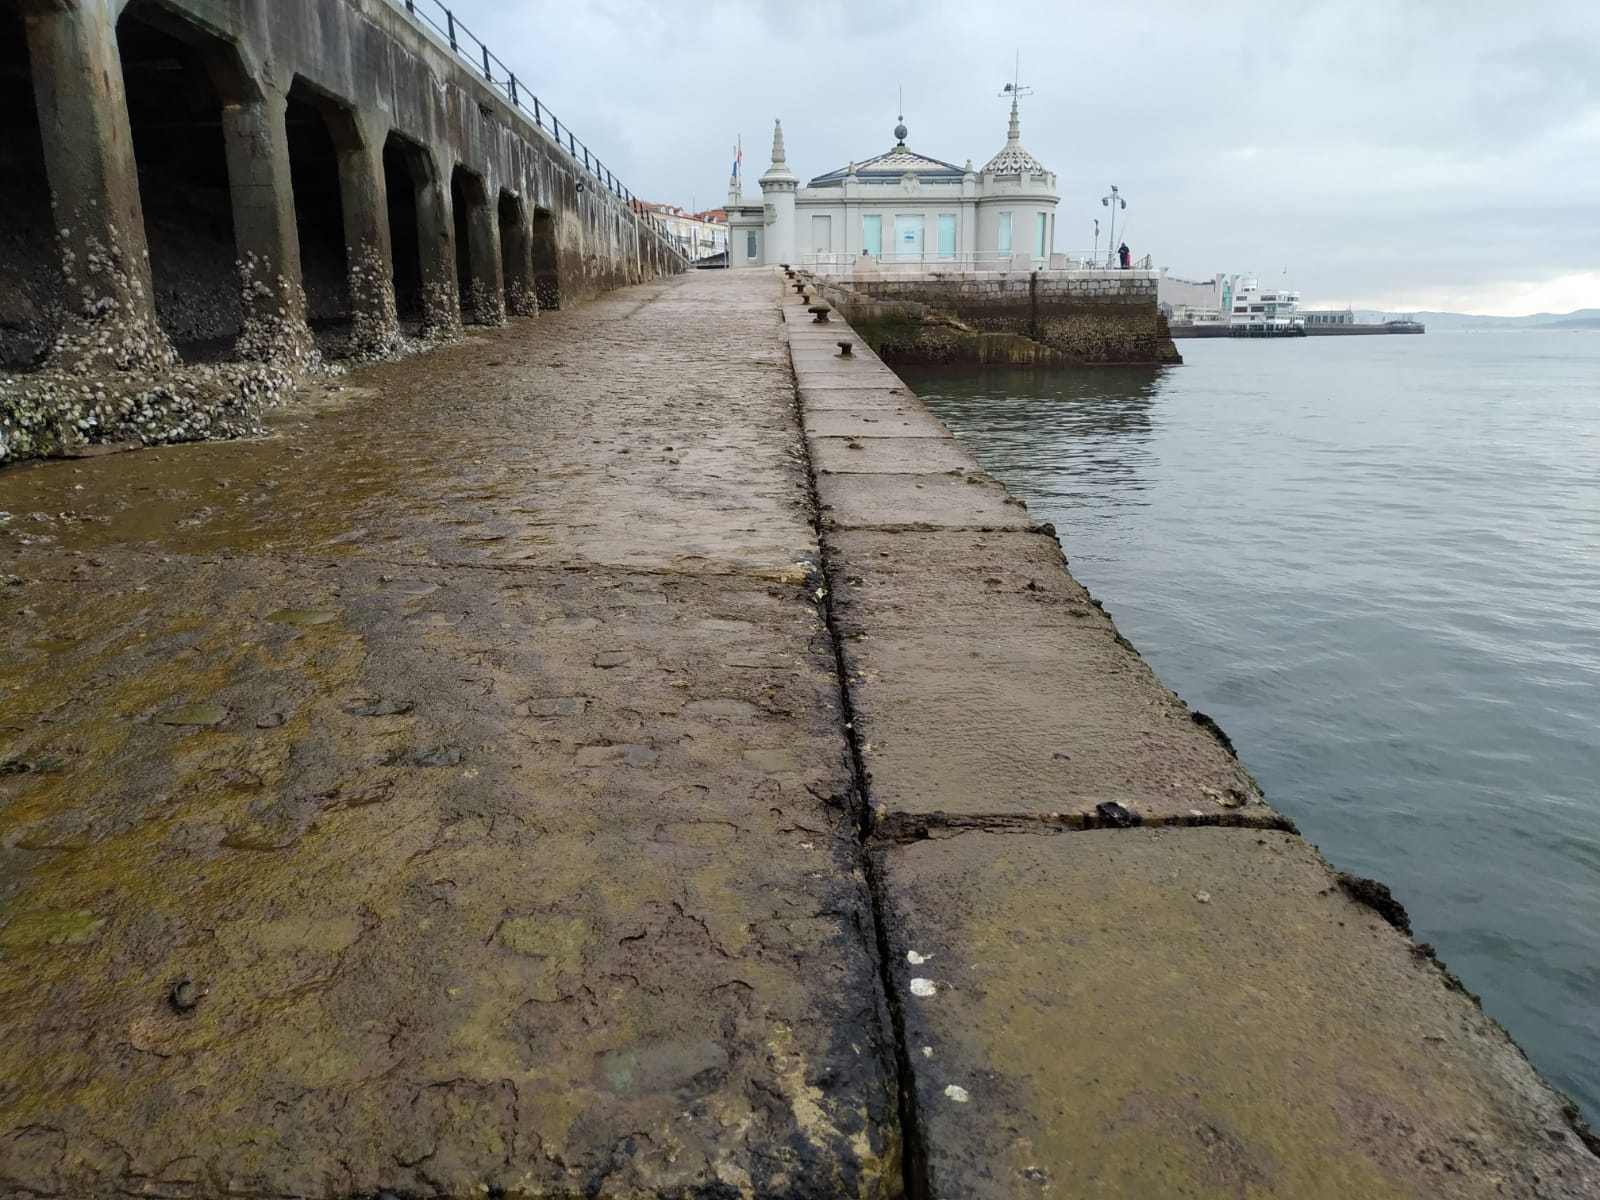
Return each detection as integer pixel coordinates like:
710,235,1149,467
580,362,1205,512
444,0,1599,312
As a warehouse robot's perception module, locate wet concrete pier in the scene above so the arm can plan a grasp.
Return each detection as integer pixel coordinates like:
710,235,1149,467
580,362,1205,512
2,271,1597,1198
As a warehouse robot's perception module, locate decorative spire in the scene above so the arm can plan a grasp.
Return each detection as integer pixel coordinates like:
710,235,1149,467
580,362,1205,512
759,118,798,188
983,90,1047,176
893,116,908,146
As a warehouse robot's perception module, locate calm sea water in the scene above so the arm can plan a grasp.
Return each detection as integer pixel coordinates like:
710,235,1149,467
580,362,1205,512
900,331,1600,1123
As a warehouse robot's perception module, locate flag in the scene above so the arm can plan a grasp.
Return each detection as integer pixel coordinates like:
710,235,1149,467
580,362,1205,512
731,137,742,186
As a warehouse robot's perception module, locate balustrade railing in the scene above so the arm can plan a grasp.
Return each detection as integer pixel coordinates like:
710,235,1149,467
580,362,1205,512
387,0,681,257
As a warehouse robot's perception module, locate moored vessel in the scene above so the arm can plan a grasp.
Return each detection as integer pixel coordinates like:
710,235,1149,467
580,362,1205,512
1226,276,1306,336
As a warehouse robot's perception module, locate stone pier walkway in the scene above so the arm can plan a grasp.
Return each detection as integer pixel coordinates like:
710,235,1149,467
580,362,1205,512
1,270,1597,1198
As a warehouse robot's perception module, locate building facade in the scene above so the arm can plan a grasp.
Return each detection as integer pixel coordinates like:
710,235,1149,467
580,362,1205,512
634,202,729,264
727,100,1058,270
1157,270,1230,323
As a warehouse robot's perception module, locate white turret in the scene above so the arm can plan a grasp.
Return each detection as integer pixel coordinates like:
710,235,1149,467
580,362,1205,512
759,119,798,265
977,95,1058,263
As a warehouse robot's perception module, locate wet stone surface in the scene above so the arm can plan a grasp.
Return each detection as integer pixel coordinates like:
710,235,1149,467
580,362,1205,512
808,435,979,476
782,284,1599,1198
825,528,1278,830
878,828,1600,1200
816,471,1037,533
0,273,900,1198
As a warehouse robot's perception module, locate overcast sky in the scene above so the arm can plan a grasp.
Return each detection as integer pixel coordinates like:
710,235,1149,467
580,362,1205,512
443,0,1598,315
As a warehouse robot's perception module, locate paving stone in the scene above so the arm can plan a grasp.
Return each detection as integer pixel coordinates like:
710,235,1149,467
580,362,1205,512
810,435,980,475
787,373,914,391
799,385,920,411
818,471,1036,532
826,529,1275,828
879,828,1600,1200
803,407,954,439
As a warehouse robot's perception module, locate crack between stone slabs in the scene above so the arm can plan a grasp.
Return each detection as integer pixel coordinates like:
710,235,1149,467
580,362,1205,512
822,521,1054,536
786,339,931,1200
870,806,1298,845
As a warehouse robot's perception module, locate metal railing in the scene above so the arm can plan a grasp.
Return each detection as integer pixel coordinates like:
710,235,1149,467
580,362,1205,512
388,0,681,257
1062,251,1156,270
802,251,1049,274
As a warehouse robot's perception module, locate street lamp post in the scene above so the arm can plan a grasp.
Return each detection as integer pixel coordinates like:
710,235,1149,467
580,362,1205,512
1101,185,1126,266
1093,218,1100,265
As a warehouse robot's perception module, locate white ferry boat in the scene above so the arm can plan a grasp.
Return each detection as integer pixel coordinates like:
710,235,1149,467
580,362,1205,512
1227,276,1306,336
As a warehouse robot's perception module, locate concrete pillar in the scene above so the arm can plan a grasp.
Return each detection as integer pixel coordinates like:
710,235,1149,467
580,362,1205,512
220,86,313,363
531,210,560,310
499,197,536,317
337,120,399,356
463,196,505,326
24,2,173,371
415,155,459,340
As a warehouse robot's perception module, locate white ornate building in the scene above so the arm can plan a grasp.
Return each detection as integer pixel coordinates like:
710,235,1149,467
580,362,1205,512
726,99,1058,270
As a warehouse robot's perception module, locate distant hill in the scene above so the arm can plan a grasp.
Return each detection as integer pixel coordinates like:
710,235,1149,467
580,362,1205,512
1348,308,1600,330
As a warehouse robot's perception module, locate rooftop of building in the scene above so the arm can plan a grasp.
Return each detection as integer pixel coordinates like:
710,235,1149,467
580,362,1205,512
632,200,728,224
807,119,967,187
803,98,1049,188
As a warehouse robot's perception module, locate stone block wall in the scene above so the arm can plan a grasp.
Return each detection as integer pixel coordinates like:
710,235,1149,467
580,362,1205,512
815,270,1180,366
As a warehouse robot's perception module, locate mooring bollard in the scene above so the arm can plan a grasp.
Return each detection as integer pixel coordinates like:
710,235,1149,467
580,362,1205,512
836,340,853,356
808,304,831,323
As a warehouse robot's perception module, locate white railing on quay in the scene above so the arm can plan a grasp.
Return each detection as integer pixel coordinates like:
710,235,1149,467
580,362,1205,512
799,250,1155,278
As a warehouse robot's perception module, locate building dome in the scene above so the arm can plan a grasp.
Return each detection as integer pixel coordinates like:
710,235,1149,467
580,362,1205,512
983,98,1047,175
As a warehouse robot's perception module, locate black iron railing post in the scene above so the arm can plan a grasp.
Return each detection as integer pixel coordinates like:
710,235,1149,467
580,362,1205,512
390,0,668,241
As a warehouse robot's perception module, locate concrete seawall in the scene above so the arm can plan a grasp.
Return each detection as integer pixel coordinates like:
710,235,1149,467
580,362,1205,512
0,0,682,463
0,269,1594,1197
784,280,1600,1197
805,269,1181,367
